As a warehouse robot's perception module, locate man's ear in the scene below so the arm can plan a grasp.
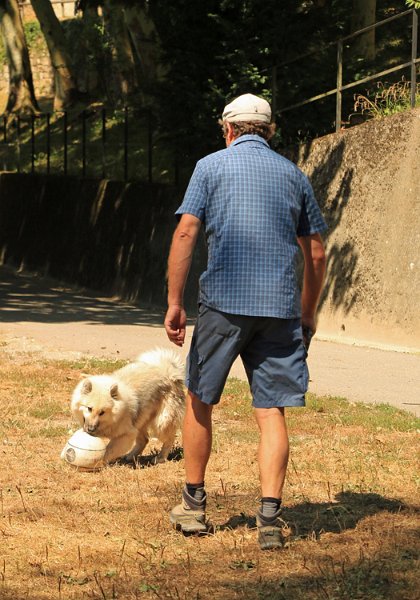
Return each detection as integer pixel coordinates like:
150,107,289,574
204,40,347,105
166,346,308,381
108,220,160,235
225,122,236,146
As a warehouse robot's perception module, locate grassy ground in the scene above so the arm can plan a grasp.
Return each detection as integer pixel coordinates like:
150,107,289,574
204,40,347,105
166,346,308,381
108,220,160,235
0,91,183,185
0,351,418,599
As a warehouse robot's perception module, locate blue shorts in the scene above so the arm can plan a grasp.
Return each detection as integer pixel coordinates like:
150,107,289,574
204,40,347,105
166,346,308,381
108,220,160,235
185,305,309,408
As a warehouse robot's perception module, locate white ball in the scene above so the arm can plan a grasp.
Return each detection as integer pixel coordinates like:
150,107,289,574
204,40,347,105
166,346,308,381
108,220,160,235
61,429,108,471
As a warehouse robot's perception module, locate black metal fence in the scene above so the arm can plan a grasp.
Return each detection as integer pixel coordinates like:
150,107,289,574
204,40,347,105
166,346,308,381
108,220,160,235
0,107,182,184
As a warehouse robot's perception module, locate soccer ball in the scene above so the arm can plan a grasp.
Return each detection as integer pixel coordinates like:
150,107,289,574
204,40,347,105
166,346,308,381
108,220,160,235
61,429,108,471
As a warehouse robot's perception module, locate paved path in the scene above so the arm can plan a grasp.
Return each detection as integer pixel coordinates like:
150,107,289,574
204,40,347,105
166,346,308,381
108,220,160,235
0,266,419,416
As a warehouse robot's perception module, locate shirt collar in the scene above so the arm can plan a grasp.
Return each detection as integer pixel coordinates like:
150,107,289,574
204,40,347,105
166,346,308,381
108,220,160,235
231,134,270,148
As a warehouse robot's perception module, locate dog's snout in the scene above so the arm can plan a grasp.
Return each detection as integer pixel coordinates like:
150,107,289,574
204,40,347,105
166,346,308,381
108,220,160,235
83,421,98,434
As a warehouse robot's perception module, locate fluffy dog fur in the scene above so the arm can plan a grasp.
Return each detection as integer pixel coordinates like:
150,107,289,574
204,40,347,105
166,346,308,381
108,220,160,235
71,348,185,465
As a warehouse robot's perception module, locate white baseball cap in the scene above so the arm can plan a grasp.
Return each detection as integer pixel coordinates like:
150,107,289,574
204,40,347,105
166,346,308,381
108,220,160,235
222,93,271,123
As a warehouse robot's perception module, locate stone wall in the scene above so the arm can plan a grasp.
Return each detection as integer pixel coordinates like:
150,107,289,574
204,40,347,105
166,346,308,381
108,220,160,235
19,1,77,22
0,53,54,99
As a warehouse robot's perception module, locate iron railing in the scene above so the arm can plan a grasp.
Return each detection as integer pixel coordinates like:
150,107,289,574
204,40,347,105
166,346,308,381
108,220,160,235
274,8,419,132
0,107,180,184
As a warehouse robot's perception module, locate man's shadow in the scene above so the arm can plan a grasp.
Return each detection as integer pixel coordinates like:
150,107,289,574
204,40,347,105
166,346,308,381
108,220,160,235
219,491,409,538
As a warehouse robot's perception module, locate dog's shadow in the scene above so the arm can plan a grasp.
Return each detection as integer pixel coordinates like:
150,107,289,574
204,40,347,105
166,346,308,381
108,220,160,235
115,445,184,469
218,491,408,538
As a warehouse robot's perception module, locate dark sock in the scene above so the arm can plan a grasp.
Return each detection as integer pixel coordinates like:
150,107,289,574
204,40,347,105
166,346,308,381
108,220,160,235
260,497,281,519
186,482,206,503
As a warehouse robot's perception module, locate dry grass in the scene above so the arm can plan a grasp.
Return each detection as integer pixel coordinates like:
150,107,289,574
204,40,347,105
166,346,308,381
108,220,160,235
0,352,418,600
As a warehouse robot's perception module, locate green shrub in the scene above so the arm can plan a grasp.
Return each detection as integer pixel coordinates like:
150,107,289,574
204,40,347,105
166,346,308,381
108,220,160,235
353,78,420,119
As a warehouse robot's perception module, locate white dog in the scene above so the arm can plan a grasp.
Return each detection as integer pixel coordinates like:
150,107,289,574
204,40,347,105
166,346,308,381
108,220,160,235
71,348,185,465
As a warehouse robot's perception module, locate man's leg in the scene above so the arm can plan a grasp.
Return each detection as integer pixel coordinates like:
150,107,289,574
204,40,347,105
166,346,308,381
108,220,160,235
254,406,289,549
254,406,289,498
183,391,213,484
170,391,213,533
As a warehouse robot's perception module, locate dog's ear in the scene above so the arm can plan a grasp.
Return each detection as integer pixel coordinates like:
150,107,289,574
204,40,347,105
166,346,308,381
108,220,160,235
81,379,92,394
110,384,119,399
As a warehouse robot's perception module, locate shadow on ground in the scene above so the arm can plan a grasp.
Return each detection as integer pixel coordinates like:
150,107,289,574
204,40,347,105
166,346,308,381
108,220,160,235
219,491,409,536
0,265,176,326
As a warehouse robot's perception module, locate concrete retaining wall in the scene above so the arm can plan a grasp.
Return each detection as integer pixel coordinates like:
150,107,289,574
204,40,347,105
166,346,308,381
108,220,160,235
292,107,420,350
0,108,419,350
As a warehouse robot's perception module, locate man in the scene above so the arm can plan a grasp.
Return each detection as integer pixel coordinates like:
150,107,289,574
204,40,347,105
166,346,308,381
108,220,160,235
164,93,327,550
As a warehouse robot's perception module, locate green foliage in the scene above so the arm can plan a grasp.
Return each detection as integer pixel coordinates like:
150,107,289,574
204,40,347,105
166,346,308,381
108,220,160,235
353,79,420,119
62,16,113,99
405,1,420,9
0,19,45,65
147,0,414,154
24,20,45,52
63,17,112,71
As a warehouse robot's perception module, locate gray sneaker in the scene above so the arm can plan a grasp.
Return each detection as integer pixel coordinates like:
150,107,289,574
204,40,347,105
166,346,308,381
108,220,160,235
256,509,286,550
170,488,208,534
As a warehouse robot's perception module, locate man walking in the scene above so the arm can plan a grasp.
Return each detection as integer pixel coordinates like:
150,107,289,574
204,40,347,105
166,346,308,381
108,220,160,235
164,93,327,549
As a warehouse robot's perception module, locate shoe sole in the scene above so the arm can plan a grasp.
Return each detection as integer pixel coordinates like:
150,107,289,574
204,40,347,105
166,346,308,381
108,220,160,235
259,539,283,550
258,527,284,550
170,514,208,534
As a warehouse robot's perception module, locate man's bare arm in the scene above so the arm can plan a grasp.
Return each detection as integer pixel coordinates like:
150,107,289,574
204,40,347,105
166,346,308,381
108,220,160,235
164,214,202,346
297,233,327,336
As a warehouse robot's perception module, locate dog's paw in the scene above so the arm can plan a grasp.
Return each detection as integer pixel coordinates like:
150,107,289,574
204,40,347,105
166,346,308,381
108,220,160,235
117,454,135,465
151,455,166,465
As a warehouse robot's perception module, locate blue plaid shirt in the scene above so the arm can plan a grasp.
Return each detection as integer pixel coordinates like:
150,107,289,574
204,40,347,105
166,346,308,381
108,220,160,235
176,135,327,317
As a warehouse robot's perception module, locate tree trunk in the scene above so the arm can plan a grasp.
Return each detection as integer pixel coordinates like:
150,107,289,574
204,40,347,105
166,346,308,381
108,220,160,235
102,1,137,101
124,3,166,93
30,0,81,110
0,0,39,115
351,0,376,61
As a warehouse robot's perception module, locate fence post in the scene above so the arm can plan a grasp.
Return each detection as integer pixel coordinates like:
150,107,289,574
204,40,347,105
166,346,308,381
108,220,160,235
336,39,343,132
411,9,418,109
63,111,68,175
16,117,21,173
124,106,128,181
31,115,35,174
148,109,153,184
82,110,87,177
46,113,51,175
101,108,106,179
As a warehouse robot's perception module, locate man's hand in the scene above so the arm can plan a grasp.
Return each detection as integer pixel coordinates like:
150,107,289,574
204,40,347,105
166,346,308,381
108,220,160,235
165,214,201,347
164,305,187,347
302,314,316,350
298,233,326,351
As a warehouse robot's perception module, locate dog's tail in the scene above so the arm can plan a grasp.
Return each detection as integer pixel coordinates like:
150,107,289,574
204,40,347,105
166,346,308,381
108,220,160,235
136,348,185,382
